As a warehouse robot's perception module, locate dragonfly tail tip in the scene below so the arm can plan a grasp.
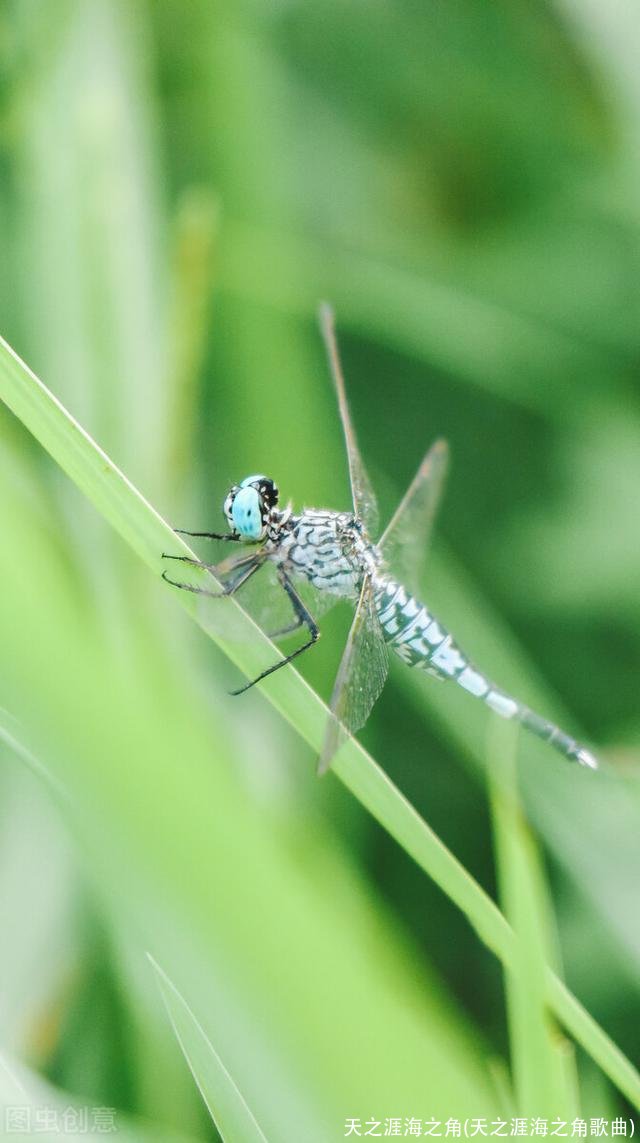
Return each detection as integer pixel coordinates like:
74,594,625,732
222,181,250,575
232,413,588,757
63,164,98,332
577,747,599,770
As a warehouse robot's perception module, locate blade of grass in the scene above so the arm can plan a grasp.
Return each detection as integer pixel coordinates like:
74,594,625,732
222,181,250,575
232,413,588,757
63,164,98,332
488,718,578,1117
149,955,268,1143
16,0,168,495
0,332,639,1110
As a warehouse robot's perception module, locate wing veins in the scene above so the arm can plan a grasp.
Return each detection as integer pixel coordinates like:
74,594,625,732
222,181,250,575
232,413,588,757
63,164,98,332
318,575,388,774
378,439,449,597
319,304,378,536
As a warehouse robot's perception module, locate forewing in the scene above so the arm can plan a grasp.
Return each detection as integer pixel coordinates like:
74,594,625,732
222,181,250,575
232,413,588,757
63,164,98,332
378,439,449,597
319,304,378,537
318,576,388,775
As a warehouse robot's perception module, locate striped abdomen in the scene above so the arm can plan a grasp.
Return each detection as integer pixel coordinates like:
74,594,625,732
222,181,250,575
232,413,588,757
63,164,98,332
373,576,597,769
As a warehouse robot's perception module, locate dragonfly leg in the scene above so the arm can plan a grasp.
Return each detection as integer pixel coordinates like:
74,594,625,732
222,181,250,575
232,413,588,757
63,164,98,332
174,529,239,541
230,570,319,695
162,554,210,565
161,554,262,598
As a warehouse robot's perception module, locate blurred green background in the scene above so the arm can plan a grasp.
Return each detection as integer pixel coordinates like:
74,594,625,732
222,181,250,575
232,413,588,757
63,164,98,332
0,1,639,1139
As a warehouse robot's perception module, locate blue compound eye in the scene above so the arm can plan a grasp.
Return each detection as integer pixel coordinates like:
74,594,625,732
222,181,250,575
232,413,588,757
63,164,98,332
231,486,264,540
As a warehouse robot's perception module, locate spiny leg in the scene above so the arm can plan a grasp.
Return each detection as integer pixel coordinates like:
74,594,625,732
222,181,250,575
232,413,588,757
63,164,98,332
230,570,319,695
162,549,261,574
161,552,263,598
174,529,239,542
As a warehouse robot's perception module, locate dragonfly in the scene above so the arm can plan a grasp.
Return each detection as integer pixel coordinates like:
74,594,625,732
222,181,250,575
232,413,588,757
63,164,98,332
162,305,598,775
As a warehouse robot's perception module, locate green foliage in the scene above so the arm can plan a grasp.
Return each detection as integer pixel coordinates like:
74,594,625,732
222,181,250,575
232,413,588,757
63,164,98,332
0,1,639,1138
150,955,269,1143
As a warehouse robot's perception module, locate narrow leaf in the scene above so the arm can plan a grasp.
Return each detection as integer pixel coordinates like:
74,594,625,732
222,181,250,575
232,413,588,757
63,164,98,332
149,955,268,1143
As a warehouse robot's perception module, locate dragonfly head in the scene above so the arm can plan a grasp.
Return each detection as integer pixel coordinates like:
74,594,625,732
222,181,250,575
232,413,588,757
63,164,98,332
223,474,279,542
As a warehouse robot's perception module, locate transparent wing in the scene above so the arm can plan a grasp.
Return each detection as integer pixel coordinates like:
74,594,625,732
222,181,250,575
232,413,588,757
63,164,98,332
378,439,449,597
319,304,378,537
239,559,337,637
164,549,336,645
318,575,389,775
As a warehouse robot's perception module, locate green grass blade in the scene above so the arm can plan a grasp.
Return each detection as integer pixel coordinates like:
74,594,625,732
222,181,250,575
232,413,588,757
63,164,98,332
149,955,268,1143
488,718,577,1117
546,978,639,1112
1,332,639,1111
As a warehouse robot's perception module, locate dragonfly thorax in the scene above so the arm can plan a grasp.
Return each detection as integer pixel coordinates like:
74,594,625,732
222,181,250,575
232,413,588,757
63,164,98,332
273,508,378,599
